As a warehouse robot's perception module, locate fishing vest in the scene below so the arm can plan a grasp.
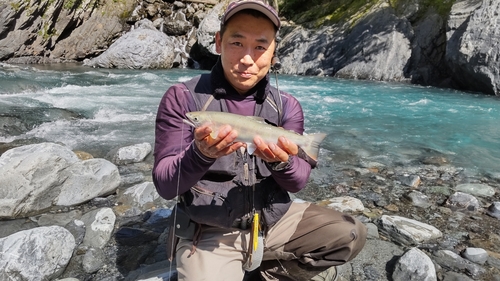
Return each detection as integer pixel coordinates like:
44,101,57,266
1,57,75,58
180,74,292,229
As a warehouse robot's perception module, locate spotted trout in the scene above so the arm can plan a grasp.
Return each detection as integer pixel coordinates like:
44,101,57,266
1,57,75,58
183,111,327,161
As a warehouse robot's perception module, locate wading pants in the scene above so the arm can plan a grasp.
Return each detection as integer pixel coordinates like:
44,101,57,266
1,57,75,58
176,201,367,281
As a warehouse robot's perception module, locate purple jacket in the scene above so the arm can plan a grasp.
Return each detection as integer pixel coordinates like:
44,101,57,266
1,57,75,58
152,62,313,227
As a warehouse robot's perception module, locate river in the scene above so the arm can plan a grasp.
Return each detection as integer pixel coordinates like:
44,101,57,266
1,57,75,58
1,62,499,185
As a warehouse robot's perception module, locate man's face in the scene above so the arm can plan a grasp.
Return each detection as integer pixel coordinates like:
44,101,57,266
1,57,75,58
215,12,276,94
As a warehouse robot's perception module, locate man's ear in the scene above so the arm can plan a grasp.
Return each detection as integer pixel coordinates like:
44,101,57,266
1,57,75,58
215,32,222,54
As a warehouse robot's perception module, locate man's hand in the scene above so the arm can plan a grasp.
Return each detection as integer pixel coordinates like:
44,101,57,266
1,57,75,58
252,136,299,163
194,124,244,159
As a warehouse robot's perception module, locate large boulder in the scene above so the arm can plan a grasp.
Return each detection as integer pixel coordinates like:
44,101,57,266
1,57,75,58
83,19,178,69
0,226,75,281
0,142,121,219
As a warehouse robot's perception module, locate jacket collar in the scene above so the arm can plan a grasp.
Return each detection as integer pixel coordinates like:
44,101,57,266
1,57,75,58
210,58,270,104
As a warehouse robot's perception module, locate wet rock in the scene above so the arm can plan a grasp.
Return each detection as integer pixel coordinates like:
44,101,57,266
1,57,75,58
428,186,453,196
82,247,106,274
112,142,152,165
349,239,404,280
455,183,496,197
441,271,474,281
461,247,489,265
73,150,94,160
115,227,161,246
0,226,75,280
115,182,171,217
487,202,500,219
0,142,120,219
36,210,83,227
398,174,421,188
445,192,481,211
65,219,86,246
421,156,449,166
0,218,37,239
378,215,443,246
81,208,116,249
404,190,431,208
365,223,380,239
83,19,177,69
433,249,486,279
163,11,192,36
324,196,365,213
0,115,28,136
392,247,437,281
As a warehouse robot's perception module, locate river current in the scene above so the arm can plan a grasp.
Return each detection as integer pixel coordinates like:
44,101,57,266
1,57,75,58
1,63,499,185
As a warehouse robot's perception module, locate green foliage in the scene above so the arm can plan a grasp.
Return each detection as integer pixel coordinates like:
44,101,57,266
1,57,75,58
63,0,84,10
119,8,131,19
37,22,57,40
10,2,22,11
423,0,455,16
280,0,457,27
281,0,378,27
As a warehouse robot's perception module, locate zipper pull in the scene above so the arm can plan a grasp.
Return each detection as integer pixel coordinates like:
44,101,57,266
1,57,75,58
244,162,249,182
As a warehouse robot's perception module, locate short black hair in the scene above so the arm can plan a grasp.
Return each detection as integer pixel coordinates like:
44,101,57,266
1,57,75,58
220,9,278,38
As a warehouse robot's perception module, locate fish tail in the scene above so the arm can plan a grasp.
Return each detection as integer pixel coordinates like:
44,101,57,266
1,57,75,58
302,133,327,161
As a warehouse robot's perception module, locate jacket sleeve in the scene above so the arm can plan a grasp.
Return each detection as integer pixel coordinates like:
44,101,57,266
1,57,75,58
152,84,215,200
269,92,313,193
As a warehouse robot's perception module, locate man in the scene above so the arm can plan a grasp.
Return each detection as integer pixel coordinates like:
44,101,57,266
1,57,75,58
152,1,367,280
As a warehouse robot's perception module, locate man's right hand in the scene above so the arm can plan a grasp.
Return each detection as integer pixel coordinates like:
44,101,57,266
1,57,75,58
194,124,244,159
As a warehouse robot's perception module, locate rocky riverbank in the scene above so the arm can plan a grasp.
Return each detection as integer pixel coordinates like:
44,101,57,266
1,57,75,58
1,0,499,95
0,141,499,281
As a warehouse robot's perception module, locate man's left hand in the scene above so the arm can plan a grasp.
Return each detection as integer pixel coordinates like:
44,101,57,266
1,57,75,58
252,136,298,163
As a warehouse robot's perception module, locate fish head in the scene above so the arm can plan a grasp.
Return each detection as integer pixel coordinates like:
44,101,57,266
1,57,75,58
183,111,210,128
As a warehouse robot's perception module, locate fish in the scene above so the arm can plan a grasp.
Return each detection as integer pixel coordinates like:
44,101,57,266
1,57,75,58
183,111,327,161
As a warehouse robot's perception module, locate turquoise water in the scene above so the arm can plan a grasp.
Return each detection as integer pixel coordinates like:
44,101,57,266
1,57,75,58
1,63,499,179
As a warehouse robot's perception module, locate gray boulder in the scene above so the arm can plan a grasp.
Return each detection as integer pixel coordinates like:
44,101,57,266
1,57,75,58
81,207,116,249
455,183,496,197
115,182,173,217
112,142,152,165
392,247,437,281
163,11,192,36
0,142,120,219
445,191,481,211
83,19,178,69
433,249,486,279
0,226,75,281
377,215,443,246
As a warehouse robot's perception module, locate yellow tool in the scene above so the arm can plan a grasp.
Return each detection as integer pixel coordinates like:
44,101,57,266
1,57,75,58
252,212,259,251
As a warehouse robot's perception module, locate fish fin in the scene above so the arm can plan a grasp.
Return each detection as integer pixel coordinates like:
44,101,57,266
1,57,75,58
301,133,327,161
247,143,256,155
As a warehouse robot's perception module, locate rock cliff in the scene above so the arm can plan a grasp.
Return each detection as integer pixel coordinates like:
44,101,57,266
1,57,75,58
0,0,498,95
